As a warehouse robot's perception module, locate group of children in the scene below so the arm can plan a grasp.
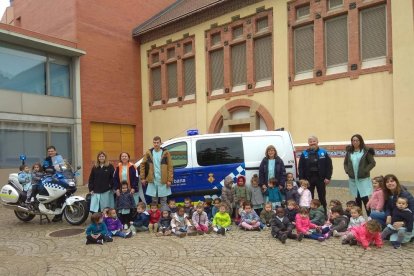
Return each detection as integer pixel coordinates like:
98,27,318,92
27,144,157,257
17,163,44,206
85,174,412,250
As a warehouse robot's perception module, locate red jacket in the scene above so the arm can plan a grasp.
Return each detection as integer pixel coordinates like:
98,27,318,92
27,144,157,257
149,209,161,224
350,223,383,249
295,213,317,234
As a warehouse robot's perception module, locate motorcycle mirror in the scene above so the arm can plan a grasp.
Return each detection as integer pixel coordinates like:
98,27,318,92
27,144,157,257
76,166,81,170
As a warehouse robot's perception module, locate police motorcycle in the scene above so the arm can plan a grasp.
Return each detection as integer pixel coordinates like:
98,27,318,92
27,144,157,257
0,155,89,225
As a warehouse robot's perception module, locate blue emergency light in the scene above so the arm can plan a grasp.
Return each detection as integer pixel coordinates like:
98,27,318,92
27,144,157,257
187,129,199,136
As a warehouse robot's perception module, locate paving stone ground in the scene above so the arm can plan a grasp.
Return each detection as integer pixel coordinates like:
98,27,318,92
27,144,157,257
1,186,413,276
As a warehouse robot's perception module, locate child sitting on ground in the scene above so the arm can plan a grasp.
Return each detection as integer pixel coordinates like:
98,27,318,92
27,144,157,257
116,181,136,228
85,212,112,245
367,176,385,221
104,208,132,238
345,200,356,219
130,202,150,234
148,202,161,234
327,199,342,223
295,207,326,241
221,176,235,214
342,220,383,250
310,199,326,226
249,174,264,216
334,206,365,238
271,207,303,243
212,198,221,219
284,180,300,205
204,199,213,221
285,199,299,224
240,201,261,231
263,177,284,209
171,206,196,238
297,180,312,208
156,209,172,237
260,202,274,228
192,202,211,235
323,205,349,238
212,203,232,235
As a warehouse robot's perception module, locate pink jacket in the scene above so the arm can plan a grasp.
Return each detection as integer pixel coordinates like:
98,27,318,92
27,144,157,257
350,223,383,249
295,213,317,234
366,188,384,211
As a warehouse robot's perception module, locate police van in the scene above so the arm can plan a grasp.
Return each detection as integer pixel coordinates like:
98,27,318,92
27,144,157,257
136,130,297,201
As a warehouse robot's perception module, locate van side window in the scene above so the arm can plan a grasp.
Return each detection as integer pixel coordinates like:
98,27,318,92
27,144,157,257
165,142,188,168
196,137,244,166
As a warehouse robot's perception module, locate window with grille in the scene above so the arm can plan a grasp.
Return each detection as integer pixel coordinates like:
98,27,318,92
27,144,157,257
210,49,224,90
328,0,343,10
254,35,272,82
256,17,269,32
167,63,177,99
360,5,387,62
167,48,175,59
294,25,314,75
325,15,348,69
232,26,243,39
297,5,310,20
184,42,192,55
211,33,221,46
151,53,159,63
231,43,247,87
183,58,195,97
151,67,161,102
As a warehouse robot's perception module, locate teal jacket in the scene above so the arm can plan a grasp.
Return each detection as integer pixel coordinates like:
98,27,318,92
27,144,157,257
85,222,108,236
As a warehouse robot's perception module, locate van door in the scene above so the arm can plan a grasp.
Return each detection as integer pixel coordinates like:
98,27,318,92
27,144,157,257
193,136,244,197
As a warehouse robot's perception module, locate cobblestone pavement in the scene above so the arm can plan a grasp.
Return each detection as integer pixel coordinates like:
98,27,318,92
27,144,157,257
1,187,414,276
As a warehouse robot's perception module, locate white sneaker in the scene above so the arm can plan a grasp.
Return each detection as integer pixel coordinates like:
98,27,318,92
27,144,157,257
124,224,129,230
333,230,340,237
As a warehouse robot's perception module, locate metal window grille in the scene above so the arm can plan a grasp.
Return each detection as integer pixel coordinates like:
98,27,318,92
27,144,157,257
231,43,247,86
328,0,343,10
256,17,269,32
254,35,272,81
360,5,387,61
211,33,221,46
325,15,348,67
183,58,195,96
184,42,192,54
232,26,243,39
167,48,175,59
296,5,310,20
210,49,224,90
167,63,177,99
151,53,159,63
294,24,314,73
151,67,161,101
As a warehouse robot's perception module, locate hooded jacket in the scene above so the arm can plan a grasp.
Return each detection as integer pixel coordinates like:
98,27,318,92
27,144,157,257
140,148,173,184
212,211,231,228
221,177,235,210
295,213,317,234
344,146,376,179
271,215,294,236
310,206,326,226
192,211,209,227
366,188,385,211
249,185,265,207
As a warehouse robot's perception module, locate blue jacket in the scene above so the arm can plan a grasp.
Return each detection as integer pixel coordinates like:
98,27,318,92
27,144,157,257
264,187,284,203
259,156,286,187
116,191,136,210
385,188,414,219
132,211,150,227
85,222,108,236
299,147,333,180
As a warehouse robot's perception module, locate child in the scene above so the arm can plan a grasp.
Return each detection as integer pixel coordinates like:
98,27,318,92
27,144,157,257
156,209,172,236
381,197,413,249
297,180,312,208
212,198,221,218
18,165,32,193
327,199,342,222
260,202,274,228
192,202,211,234
286,172,299,187
347,206,366,229
130,202,150,233
102,207,110,218
285,199,299,224
249,174,264,215
325,205,349,238
342,220,383,250
263,177,284,209
204,198,213,221
221,175,235,214
104,208,132,238
212,203,232,235
271,207,303,243
168,199,177,215
284,180,300,205
85,212,112,245
345,200,356,219
240,201,261,231
310,199,326,226
234,175,250,212
148,202,161,234
116,181,136,227
235,198,245,225
295,207,326,241
366,176,385,218
27,163,43,205
171,206,195,237
183,197,195,219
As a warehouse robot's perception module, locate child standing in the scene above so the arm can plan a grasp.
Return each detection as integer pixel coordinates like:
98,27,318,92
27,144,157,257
297,180,312,208
85,212,112,245
212,203,232,235
234,175,250,211
260,202,274,228
27,163,43,205
367,176,385,222
18,165,32,193
284,180,300,205
130,202,150,233
342,220,383,250
221,176,235,214
116,181,136,227
192,202,210,234
183,197,195,219
156,209,172,236
381,197,413,249
249,174,264,215
263,178,283,209
148,202,161,234
240,202,261,231
295,208,326,241
309,199,326,226
171,206,195,237
271,207,303,243
285,199,299,224
104,208,132,238
212,198,221,219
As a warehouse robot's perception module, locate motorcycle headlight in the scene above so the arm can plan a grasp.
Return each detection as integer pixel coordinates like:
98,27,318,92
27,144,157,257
68,181,76,187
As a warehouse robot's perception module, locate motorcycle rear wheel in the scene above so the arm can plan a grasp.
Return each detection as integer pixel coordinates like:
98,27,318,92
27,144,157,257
14,210,35,222
63,200,89,225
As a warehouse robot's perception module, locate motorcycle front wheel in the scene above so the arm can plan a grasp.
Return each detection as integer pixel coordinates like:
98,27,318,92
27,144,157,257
63,200,89,225
14,210,35,222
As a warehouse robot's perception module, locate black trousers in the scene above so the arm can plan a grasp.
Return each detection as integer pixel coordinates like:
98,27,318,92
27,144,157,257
119,213,131,226
308,173,327,214
273,230,297,240
86,234,104,243
355,191,370,216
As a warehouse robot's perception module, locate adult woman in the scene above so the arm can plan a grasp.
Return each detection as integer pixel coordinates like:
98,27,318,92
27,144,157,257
344,134,376,215
259,145,286,189
88,151,115,212
113,152,138,203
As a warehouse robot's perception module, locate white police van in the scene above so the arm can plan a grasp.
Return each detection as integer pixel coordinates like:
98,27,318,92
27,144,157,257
136,130,297,200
